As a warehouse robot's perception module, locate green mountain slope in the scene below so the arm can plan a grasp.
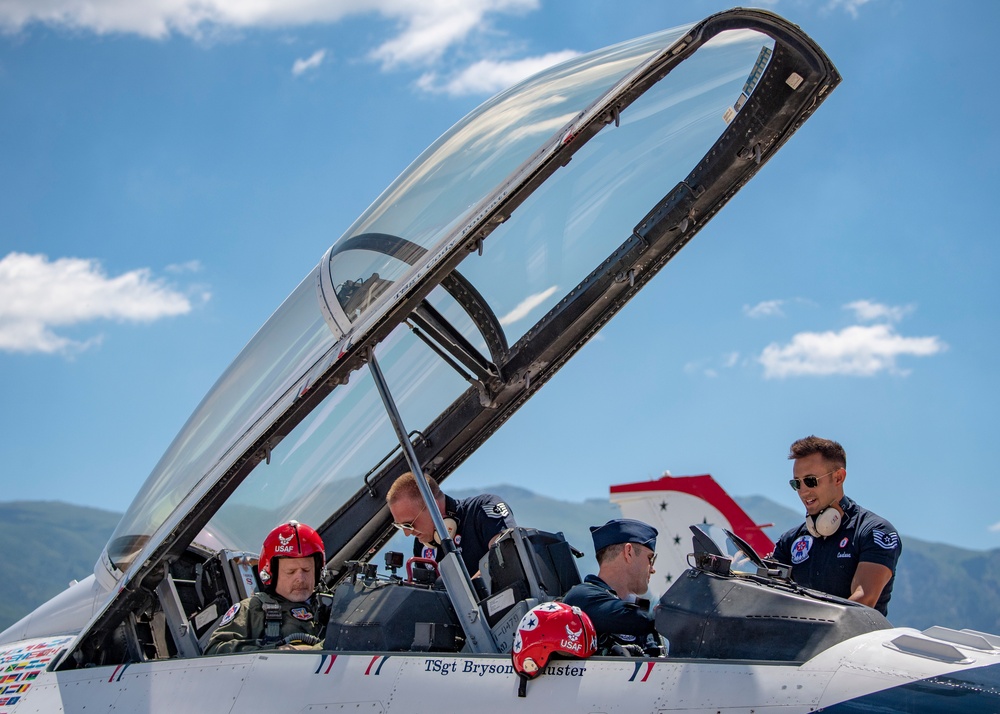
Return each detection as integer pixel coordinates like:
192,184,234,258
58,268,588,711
0,501,121,630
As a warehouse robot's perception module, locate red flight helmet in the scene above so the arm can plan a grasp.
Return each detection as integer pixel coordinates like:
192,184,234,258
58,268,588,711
511,601,597,679
258,521,325,592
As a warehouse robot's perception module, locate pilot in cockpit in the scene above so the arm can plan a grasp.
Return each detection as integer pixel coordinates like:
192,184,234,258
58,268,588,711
204,521,329,654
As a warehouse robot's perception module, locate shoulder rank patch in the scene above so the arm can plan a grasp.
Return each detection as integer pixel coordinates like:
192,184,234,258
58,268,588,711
488,502,510,518
873,530,899,550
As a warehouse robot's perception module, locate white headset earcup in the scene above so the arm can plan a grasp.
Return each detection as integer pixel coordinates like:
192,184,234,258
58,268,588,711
816,508,841,536
433,517,458,544
806,508,841,538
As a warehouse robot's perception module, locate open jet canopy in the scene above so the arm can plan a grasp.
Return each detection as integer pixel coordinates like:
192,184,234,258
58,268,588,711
63,8,840,668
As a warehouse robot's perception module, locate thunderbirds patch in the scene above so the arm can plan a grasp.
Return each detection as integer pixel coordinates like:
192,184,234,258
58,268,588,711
791,535,813,564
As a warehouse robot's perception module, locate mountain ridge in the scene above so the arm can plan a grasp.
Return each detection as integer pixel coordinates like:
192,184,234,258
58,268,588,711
2,490,997,634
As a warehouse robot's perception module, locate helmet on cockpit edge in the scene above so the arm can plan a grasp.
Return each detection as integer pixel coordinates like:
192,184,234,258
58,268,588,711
512,601,596,680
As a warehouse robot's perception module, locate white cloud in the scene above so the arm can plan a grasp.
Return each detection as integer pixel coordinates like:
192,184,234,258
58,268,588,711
684,353,741,378
845,299,913,323
292,48,326,76
683,360,715,378
0,0,566,95
743,299,785,319
0,252,198,355
0,0,356,38
416,50,578,96
0,1,539,67
165,259,203,273
368,0,538,69
759,324,946,379
755,0,872,20
990,521,1000,533
826,0,874,19
499,285,558,326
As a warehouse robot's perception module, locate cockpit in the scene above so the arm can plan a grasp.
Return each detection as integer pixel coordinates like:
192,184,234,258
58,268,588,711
105,518,890,666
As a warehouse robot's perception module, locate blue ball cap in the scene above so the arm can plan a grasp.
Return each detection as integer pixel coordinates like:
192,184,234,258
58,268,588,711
590,518,658,553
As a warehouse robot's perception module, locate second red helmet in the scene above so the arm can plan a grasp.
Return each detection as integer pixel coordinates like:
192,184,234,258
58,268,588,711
511,601,596,678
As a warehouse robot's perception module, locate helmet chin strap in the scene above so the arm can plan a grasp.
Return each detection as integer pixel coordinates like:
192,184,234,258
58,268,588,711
805,500,843,538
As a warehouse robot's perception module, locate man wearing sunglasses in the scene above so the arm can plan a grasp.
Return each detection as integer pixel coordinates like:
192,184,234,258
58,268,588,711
771,436,901,616
563,518,664,656
386,471,516,578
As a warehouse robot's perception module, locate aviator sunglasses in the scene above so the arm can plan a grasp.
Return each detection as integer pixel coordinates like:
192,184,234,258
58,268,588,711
788,468,840,491
391,499,427,531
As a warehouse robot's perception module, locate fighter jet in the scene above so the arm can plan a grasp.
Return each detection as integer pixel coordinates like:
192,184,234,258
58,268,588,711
2,8,998,713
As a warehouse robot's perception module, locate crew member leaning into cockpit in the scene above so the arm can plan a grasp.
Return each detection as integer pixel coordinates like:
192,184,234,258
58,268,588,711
205,521,328,654
386,471,516,578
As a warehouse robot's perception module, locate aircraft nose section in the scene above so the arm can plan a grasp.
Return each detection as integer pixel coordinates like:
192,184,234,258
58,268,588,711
830,660,1000,710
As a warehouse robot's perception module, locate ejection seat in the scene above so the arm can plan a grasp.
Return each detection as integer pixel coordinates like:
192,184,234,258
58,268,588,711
147,548,259,659
476,527,584,653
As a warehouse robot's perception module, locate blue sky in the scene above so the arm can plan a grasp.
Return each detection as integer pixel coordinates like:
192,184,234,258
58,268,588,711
1,0,998,552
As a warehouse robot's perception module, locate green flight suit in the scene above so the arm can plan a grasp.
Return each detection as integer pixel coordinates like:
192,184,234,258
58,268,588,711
204,591,326,654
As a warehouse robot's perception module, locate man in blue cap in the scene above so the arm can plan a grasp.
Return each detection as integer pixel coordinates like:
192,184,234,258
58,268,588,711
562,518,663,656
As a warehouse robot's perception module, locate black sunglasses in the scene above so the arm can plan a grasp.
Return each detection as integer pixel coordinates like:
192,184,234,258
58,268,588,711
788,468,839,491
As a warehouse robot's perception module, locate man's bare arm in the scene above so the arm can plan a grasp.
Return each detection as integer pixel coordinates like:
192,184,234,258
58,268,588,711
849,562,893,608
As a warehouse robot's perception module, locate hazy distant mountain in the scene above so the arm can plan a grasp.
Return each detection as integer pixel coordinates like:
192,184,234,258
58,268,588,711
0,501,121,630
1,490,998,635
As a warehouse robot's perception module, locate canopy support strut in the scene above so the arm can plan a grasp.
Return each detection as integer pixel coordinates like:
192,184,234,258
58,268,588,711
366,345,498,654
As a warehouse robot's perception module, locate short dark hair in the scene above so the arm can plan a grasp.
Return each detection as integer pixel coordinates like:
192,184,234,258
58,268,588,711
595,543,625,566
788,436,846,469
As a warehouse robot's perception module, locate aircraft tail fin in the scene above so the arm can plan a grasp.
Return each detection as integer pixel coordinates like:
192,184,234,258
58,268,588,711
610,473,774,592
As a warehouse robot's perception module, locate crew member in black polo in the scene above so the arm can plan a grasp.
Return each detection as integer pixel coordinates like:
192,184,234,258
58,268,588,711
386,471,516,577
771,436,901,616
562,518,662,656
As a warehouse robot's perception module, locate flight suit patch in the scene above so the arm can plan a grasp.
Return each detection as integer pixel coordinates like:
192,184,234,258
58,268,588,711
220,602,240,626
